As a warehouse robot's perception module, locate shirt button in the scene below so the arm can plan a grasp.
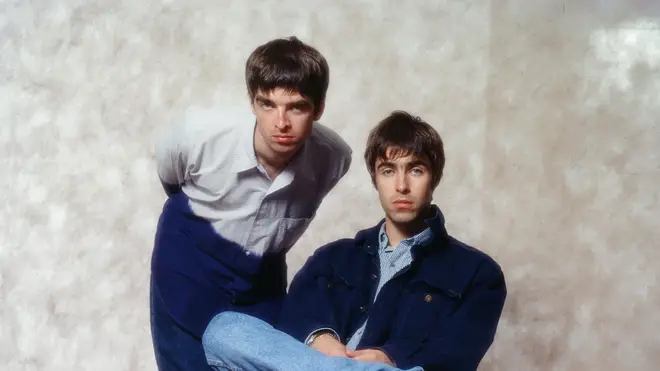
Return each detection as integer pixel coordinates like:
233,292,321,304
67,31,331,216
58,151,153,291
371,274,377,280
245,251,251,256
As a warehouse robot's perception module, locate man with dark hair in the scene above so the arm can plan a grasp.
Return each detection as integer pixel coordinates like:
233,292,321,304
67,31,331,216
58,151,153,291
150,36,352,370
202,111,507,371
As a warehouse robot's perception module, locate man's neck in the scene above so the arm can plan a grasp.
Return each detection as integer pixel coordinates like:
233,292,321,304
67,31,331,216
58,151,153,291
384,208,433,248
256,152,291,180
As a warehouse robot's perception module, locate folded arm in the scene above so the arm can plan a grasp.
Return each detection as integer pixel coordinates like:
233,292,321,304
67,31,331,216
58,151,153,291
277,243,346,346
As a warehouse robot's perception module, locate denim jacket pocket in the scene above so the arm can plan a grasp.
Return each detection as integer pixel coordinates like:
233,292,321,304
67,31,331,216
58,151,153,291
396,280,464,339
322,264,358,291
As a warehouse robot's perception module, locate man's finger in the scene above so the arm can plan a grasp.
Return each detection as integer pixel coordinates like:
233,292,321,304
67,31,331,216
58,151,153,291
354,354,375,362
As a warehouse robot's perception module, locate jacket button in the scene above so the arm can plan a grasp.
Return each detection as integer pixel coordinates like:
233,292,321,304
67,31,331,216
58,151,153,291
360,305,368,313
424,294,433,303
327,282,333,289
371,274,377,280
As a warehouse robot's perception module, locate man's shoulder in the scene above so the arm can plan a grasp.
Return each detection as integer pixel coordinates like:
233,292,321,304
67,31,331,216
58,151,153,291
427,234,504,292
413,234,504,296
302,122,353,187
314,237,357,257
307,122,352,162
313,223,381,258
444,236,502,271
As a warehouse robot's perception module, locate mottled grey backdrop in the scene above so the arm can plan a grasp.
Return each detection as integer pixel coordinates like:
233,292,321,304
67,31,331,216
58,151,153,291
2,0,659,370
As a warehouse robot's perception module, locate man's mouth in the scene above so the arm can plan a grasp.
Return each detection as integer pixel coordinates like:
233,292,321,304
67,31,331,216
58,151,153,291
393,200,413,209
273,135,295,144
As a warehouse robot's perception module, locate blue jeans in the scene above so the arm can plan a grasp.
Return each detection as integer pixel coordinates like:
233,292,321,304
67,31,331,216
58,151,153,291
202,312,424,371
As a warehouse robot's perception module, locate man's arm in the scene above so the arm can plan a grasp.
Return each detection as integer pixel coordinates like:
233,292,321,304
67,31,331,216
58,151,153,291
277,242,349,356
378,262,507,371
154,119,190,195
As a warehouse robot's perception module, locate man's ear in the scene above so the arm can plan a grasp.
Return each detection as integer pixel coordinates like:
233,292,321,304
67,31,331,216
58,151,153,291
313,100,325,121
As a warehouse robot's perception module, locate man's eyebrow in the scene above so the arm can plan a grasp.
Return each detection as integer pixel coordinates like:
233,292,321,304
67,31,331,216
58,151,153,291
255,95,312,108
288,99,313,108
376,159,430,170
407,160,430,168
255,95,272,104
376,161,395,168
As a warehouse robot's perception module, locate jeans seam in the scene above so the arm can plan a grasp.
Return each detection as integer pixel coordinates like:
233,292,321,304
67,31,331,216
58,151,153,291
208,359,242,371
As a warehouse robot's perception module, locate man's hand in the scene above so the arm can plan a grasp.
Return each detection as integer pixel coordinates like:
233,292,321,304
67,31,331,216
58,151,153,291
346,349,394,366
310,334,348,357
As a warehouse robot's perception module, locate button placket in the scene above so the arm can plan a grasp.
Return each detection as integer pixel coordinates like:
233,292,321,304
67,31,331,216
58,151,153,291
245,197,268,250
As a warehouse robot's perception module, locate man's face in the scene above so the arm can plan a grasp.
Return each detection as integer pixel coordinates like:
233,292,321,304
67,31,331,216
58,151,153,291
374,149,434,225
252,88,322,158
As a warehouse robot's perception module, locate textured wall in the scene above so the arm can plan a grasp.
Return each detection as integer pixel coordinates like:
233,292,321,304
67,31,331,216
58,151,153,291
1,0,659,370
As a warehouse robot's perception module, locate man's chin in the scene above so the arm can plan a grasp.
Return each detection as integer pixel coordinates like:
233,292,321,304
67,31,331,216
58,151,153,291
387,210,419,224
270,141,301,154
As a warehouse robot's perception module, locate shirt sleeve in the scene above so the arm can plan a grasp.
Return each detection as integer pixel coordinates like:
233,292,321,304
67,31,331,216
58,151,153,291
154,119,191,186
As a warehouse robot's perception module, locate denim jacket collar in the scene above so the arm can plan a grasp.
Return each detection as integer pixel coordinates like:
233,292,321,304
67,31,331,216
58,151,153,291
355,204,448,257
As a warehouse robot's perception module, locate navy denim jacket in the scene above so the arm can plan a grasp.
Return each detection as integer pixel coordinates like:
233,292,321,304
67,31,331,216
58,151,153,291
277,206,507,371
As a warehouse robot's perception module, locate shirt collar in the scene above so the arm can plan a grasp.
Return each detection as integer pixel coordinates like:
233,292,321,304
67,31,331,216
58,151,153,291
377,220,434,251
231,120,317,182
358,205,447,256
231,120,260,173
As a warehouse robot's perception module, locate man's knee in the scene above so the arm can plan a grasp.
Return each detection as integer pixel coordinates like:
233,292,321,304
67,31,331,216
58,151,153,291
202,311,255,358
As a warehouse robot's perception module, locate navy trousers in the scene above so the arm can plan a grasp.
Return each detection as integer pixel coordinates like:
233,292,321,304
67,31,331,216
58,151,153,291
150,277,214,371
149,192,287,370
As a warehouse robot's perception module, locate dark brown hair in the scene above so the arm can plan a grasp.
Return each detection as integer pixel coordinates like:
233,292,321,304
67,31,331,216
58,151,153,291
245,36,329,113
364,111,445,188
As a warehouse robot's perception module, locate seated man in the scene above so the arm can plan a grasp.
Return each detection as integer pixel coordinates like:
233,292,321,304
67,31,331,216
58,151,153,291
202,111,507,371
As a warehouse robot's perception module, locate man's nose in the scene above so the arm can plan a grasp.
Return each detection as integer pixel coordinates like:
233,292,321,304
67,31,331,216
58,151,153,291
275,109,290,129
395,175,410,193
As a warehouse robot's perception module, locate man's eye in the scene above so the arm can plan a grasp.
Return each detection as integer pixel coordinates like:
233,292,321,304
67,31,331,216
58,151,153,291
290,105,308,113
411,168,424,175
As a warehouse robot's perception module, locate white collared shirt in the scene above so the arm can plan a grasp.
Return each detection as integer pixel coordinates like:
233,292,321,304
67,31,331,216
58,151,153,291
154,105,352,256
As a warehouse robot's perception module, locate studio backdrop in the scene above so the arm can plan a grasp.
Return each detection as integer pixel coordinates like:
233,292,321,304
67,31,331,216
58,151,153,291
2,0,659,370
